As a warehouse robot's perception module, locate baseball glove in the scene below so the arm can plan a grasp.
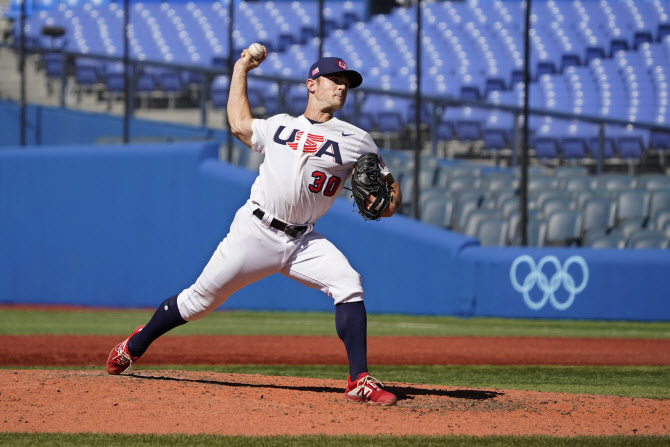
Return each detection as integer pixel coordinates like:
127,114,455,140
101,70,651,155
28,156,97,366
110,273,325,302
351,152,391,221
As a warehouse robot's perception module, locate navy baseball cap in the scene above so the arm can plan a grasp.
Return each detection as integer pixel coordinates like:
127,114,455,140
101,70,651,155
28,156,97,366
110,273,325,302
308,57,363,88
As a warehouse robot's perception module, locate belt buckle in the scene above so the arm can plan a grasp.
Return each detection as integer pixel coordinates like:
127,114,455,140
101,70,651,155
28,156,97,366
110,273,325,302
284,225,306,238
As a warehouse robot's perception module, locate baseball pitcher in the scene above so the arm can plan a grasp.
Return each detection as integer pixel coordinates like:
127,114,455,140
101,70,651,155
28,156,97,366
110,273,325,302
106,46,402,406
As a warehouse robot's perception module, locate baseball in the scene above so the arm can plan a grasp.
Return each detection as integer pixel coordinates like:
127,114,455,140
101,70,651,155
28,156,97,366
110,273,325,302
248,43,265,60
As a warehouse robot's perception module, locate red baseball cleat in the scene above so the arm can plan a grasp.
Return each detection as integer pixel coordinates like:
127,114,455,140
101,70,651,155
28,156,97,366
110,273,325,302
344,372,397,406
106,326,144,375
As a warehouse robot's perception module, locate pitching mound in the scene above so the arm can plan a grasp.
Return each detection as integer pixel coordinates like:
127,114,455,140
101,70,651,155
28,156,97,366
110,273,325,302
2,369,668,437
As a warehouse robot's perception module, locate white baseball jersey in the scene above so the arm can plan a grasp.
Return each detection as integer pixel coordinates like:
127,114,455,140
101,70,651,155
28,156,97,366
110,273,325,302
176,113,391,321
250,114,389,225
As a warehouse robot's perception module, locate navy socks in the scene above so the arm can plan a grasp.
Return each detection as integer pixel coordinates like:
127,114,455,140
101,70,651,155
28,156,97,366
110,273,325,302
335,300,368,380
127,295,367,378
127,295,187,358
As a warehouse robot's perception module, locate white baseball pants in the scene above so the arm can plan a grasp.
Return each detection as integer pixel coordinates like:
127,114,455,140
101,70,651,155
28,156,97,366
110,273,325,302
177,201,364,321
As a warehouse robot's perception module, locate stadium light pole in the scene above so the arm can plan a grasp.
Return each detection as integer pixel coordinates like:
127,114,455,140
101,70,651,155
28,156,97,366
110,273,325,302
318,0,324,59
412,0,422,220
19,0,26,146
225,0,235,163
122,0,130,143
520,0,532,246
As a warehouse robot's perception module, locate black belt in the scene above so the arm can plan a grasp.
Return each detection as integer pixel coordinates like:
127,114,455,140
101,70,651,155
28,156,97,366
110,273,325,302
253,209,308,238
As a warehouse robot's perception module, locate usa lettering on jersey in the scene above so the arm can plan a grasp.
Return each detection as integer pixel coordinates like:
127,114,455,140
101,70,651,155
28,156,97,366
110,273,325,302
273,126,343,165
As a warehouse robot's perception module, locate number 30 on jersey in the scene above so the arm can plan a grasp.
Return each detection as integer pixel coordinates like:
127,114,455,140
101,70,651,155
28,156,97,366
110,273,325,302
309,171,341,197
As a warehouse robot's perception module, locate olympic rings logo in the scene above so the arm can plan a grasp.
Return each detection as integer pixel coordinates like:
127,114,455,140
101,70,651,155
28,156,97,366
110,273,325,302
509,255,589,311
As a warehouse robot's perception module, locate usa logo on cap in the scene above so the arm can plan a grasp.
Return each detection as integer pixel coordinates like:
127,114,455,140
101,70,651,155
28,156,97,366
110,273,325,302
311,67,320,76
337,60,348,70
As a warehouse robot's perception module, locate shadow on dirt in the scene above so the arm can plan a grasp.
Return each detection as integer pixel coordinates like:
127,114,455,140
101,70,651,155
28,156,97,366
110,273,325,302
391,387,502,401
130,372,503,402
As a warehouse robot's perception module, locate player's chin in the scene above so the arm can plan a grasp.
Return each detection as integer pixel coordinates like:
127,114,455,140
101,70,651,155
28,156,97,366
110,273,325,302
331,97,346,110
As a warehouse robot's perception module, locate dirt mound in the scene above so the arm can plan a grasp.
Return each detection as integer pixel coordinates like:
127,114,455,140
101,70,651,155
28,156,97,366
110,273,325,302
2,369,668,437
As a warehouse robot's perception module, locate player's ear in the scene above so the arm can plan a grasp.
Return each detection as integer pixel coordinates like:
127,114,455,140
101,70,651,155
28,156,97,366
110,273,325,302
306,78,317,94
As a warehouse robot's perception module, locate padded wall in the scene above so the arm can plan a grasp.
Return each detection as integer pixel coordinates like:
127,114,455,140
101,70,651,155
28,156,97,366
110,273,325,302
1,142,669,320
0,141,476,315
459,247,670,321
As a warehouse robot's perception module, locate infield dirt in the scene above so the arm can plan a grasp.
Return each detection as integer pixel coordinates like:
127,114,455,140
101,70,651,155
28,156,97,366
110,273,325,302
1,334,669,437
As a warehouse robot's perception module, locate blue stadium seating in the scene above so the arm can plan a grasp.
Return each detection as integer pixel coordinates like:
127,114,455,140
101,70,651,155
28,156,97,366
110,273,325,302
210,75,229,109
10,0,670,168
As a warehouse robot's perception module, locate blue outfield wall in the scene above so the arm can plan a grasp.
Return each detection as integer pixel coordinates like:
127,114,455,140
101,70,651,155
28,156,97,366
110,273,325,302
459,247,670,321
1,141,669,320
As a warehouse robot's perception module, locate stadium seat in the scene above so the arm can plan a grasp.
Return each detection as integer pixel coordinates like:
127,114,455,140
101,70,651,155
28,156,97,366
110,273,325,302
544,209,582,247
285,84,309,116
43,52,66,79
633,31,653,50
618,218,647,240
210,75,229,109
505,208,541,246
451,191,485,232
484,78,506,96
560,137,590,162
420,195,454,229
490,187,519,209
463,209,501,237
659,23,670,41
460,85,481,101
572,189,612,210
532,137,561,163
479,171,518,192
536,61,557,79
482,128,512,151
541,196,574,218
101,62,126,104
585,233,625,249
616,135,646,160
626,230,670,249
610,38,629,56
435,168,472,190
155,69,184,104
453,120,483,143
650,131,670,155
560,54,581,72
587,136,617,160
654,209,670,233
73,57,101,86
527,174,559,191
561,175,594,192
640,174,670,191
581,197,617,237
648,189,670,221
585,46,605,64
476,217,509,247
554,165,589,178
596,174,638,191
527,215,548,247
499,196,520,219
616,190,652,224
377,111,404,135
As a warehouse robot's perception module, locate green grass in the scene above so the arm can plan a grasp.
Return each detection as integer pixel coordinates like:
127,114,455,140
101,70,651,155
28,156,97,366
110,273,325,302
0,433,667,447
2,308,669,399
2,309,668,443
2,308,670,338
3,364,669,399
187,364,670,399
